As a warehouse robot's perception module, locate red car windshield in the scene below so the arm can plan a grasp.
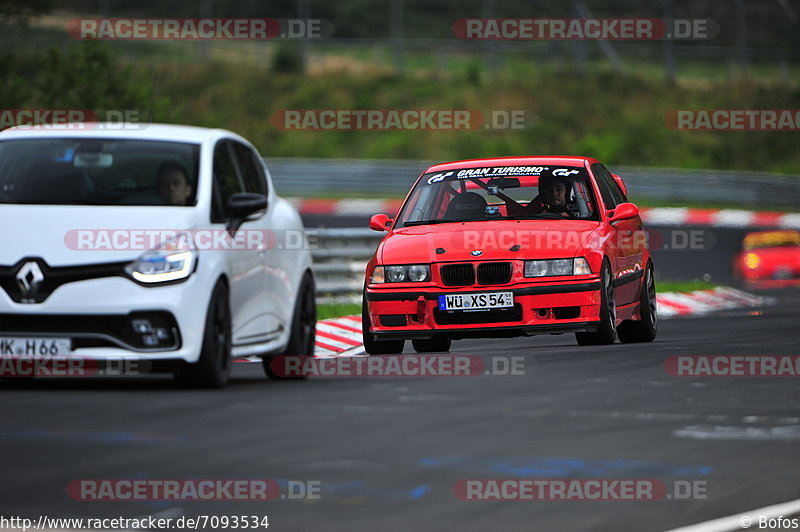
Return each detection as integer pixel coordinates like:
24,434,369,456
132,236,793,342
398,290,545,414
743,231,800,250
397,165,599,227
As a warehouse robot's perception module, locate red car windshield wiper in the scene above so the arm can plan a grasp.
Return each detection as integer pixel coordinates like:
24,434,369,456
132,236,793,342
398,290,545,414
403,219,462,226
502,213,570,220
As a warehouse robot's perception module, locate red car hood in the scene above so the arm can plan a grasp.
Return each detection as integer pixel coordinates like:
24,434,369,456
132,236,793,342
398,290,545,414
379,220,601,263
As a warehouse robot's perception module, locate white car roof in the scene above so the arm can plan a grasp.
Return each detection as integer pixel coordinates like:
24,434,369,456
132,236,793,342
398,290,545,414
0,123,245,145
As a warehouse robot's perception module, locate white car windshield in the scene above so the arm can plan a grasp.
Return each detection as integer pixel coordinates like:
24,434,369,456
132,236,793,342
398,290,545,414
397,165,600,227
0,138,200,206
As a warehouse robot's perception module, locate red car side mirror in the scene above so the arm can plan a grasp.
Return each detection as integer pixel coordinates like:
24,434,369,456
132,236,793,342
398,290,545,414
369,214,393,232
609,202,639,224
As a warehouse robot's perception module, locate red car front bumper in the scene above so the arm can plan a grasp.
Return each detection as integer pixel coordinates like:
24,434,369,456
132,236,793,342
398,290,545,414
365,276,602,340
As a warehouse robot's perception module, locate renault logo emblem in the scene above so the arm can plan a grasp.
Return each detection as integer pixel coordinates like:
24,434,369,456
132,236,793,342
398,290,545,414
16,261,44,296
471,250,483,257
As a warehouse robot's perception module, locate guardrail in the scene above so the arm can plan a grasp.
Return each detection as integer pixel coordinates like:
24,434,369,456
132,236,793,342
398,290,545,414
308,228,382,303
308,205,800,302
266,158,800,209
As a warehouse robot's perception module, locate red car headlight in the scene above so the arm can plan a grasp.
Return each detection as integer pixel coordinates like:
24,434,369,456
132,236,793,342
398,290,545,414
523,257,591,277
371,264,431,283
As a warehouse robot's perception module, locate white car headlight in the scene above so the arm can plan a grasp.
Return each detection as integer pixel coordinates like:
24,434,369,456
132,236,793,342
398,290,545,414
126,237,197,284
524,257,592,278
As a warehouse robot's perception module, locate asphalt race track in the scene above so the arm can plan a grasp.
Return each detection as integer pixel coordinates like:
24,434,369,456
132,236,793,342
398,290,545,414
1,219,798,532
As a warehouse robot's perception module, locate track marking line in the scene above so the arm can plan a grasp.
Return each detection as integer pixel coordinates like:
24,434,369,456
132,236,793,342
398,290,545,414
666,497,800,531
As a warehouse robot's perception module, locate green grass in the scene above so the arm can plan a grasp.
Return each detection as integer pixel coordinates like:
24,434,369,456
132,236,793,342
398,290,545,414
22,20,800,87
656,280,719,293
123,52,800,174
317,303,361,320
9,20,800,174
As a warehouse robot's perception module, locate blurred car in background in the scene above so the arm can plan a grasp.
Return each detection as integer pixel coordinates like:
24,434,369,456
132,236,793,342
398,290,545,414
362,156,657,354
734,230,800,288
0,124,315,387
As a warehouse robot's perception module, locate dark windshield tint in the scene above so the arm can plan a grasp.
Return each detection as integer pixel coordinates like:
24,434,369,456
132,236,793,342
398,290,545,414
397,165,600,226
0,138,200,206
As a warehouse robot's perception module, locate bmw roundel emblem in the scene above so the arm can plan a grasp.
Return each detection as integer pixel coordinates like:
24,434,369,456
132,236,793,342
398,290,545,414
471,250,483,257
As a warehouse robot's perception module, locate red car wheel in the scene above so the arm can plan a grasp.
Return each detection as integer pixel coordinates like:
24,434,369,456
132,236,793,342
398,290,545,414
575,261,617,346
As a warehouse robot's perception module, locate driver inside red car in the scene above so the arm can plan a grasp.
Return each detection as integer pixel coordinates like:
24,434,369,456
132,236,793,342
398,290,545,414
509,174,575,217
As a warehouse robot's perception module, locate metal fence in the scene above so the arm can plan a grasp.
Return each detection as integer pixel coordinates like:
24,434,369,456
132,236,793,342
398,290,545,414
308,228,381,304
266,157,800,209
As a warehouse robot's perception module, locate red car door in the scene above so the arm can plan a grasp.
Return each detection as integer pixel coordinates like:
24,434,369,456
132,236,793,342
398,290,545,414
592,164,642,306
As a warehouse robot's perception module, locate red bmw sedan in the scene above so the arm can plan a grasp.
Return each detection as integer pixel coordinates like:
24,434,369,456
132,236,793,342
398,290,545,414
362,156,657,354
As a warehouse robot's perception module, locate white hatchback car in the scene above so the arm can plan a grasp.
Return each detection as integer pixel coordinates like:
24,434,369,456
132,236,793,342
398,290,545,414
0,124,315,387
